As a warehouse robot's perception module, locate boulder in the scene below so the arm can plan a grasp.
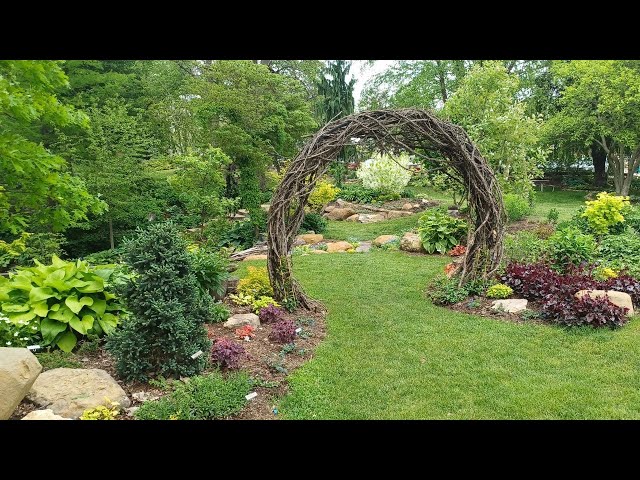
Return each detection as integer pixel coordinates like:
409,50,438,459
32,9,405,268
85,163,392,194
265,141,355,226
224,313,260,328
336,199,350,208
297,234,323,244
27,368,130,419
243,254,268,261
355,242,371,253
373,235,399,247
402,203,414,211
575,290,634,315
400,232,426,253
324,208,357,221
359,214,386,224
260,204,271,212
132,391,159,403
491,299,528,313
326,241,353,253
0,348,42,420
324,205,336,213
22,409,70,420
345,214,360,222
386,210,412,220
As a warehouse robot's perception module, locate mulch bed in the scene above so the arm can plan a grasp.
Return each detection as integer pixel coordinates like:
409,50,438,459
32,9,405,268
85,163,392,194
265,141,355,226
10,304,326,421
448,297,546,325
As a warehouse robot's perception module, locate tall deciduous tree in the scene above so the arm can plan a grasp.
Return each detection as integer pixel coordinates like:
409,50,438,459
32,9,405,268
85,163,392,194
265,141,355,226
548,60,640,195
316,60,356,186
0,60,105,235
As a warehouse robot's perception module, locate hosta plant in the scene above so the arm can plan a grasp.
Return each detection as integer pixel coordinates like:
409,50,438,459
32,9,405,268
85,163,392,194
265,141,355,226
0,255,123,352
418,209,467,254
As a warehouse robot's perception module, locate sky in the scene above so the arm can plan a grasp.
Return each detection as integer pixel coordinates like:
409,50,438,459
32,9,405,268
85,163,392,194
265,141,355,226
350,60,394,107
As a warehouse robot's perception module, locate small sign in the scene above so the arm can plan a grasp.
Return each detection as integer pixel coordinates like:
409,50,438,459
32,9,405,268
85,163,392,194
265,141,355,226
245,392,258,401
295,327,302,333
191,350,203,359
26,345,41,351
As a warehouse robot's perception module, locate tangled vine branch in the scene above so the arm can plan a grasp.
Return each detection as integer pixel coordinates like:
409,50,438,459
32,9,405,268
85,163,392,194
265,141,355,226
267,108,506,309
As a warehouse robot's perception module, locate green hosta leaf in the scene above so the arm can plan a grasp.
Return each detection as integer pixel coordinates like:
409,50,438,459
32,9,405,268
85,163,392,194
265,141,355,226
97,313,118,335
76,279,104,293
7,310,37,322
81,314,94,331
10,275,34,291
51,254,66,268
65,295,94,314
105,302,123,311
48,305,74,323
104,291,117,301
448,236,458,246
50,303,61,311
29,286,56,303
56,330,77,352
435,243,445,254
32,300,50,317
92,320,103,336
93,268,114,280
2,302,30,312
63,262,78,280
44,268,71,292
68,278,90,289
69,314,85,334
88,298,106,316
41,317,67,344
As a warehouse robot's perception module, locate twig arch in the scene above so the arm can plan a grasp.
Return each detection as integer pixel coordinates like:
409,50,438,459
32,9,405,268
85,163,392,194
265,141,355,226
267,108,506,309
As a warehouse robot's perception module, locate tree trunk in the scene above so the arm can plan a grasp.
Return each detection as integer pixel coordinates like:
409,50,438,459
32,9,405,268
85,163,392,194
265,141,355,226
108,216,115,250
435,60,448,104
591,141,607,188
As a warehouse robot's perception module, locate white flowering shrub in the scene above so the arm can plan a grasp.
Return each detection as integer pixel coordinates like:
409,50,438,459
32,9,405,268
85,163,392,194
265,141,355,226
0,312,40,348
355,153,413,195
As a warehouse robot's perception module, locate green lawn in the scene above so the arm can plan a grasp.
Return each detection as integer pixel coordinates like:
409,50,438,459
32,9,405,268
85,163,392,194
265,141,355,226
530,190,587,222
325,214,420,241
241,248,640,419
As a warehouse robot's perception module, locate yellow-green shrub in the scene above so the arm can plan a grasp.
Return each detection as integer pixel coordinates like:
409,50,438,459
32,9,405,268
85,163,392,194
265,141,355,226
237,266,273,298
80,400,120,420
582,192,630,235
486,284,513,299
307,180,339,212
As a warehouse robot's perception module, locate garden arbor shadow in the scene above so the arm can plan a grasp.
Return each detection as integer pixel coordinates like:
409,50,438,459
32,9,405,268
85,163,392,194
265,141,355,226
267,108,506,309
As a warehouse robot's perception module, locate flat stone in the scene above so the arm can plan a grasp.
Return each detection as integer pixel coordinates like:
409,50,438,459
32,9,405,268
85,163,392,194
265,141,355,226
355,242,371,253
132,391,159,403
260,204,270,212
126,406,140,417
243,254,268,261
0,347,42,420
326,241,353,253
491,299,528,313
345,214,360,222
22,409,71,420
386,210,413,220
400,232,426,253
324,205,336,212
373,235,399,247
297,234,323,244
359,214,386,224
224,313,260,328
27,368,130,419
402,203,414,211
324,207,357,221
575,290,634,315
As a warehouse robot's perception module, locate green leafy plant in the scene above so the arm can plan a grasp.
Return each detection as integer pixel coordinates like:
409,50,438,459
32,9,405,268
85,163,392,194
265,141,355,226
0,255,123,352
134,371,250,420
593,266,618,281
300,212,327,233
503,231,546,264
15,233,66,267
417,209,467,254
307,180,339,211
35,350,82,370
106,222,211,381
228,292,254,306
0,311,40,348
547,208,560,224
237,266,273,298
504,194,532,222
547,227,597,271
0,233,29,270
486,284,513,299
189,248,229,297
251,296,280,313
582,191,630,235
426,276,471,305
80,400,120,420
209,302,230,323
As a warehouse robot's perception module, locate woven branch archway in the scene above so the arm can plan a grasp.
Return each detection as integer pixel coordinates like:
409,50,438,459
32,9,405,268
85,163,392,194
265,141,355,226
267,108,506,309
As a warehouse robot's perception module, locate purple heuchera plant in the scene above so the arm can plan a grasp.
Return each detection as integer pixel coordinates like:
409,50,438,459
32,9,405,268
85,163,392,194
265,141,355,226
269,319,297,343
211,337,246,369
259,304,285,324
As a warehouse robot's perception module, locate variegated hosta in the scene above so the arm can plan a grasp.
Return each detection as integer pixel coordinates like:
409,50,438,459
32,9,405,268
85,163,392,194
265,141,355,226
0,255,125,352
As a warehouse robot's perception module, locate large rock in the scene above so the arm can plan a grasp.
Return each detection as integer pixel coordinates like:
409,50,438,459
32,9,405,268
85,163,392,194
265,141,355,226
491,299,528,313
27,368,130,419
324,205,336,213
402,203,414,211
260,204,270,212
575,290,634,315
297,234,323,244
345,214,360,222
324,207,357,221
386,210,413,220
0,348,42,420
373,235,399,247
326,241,353,253
359,214,386,224
224,313,260,328
22,409,71,420
400,232,426,253
243,254,268,261
355,242,371,253
336,199,351,208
